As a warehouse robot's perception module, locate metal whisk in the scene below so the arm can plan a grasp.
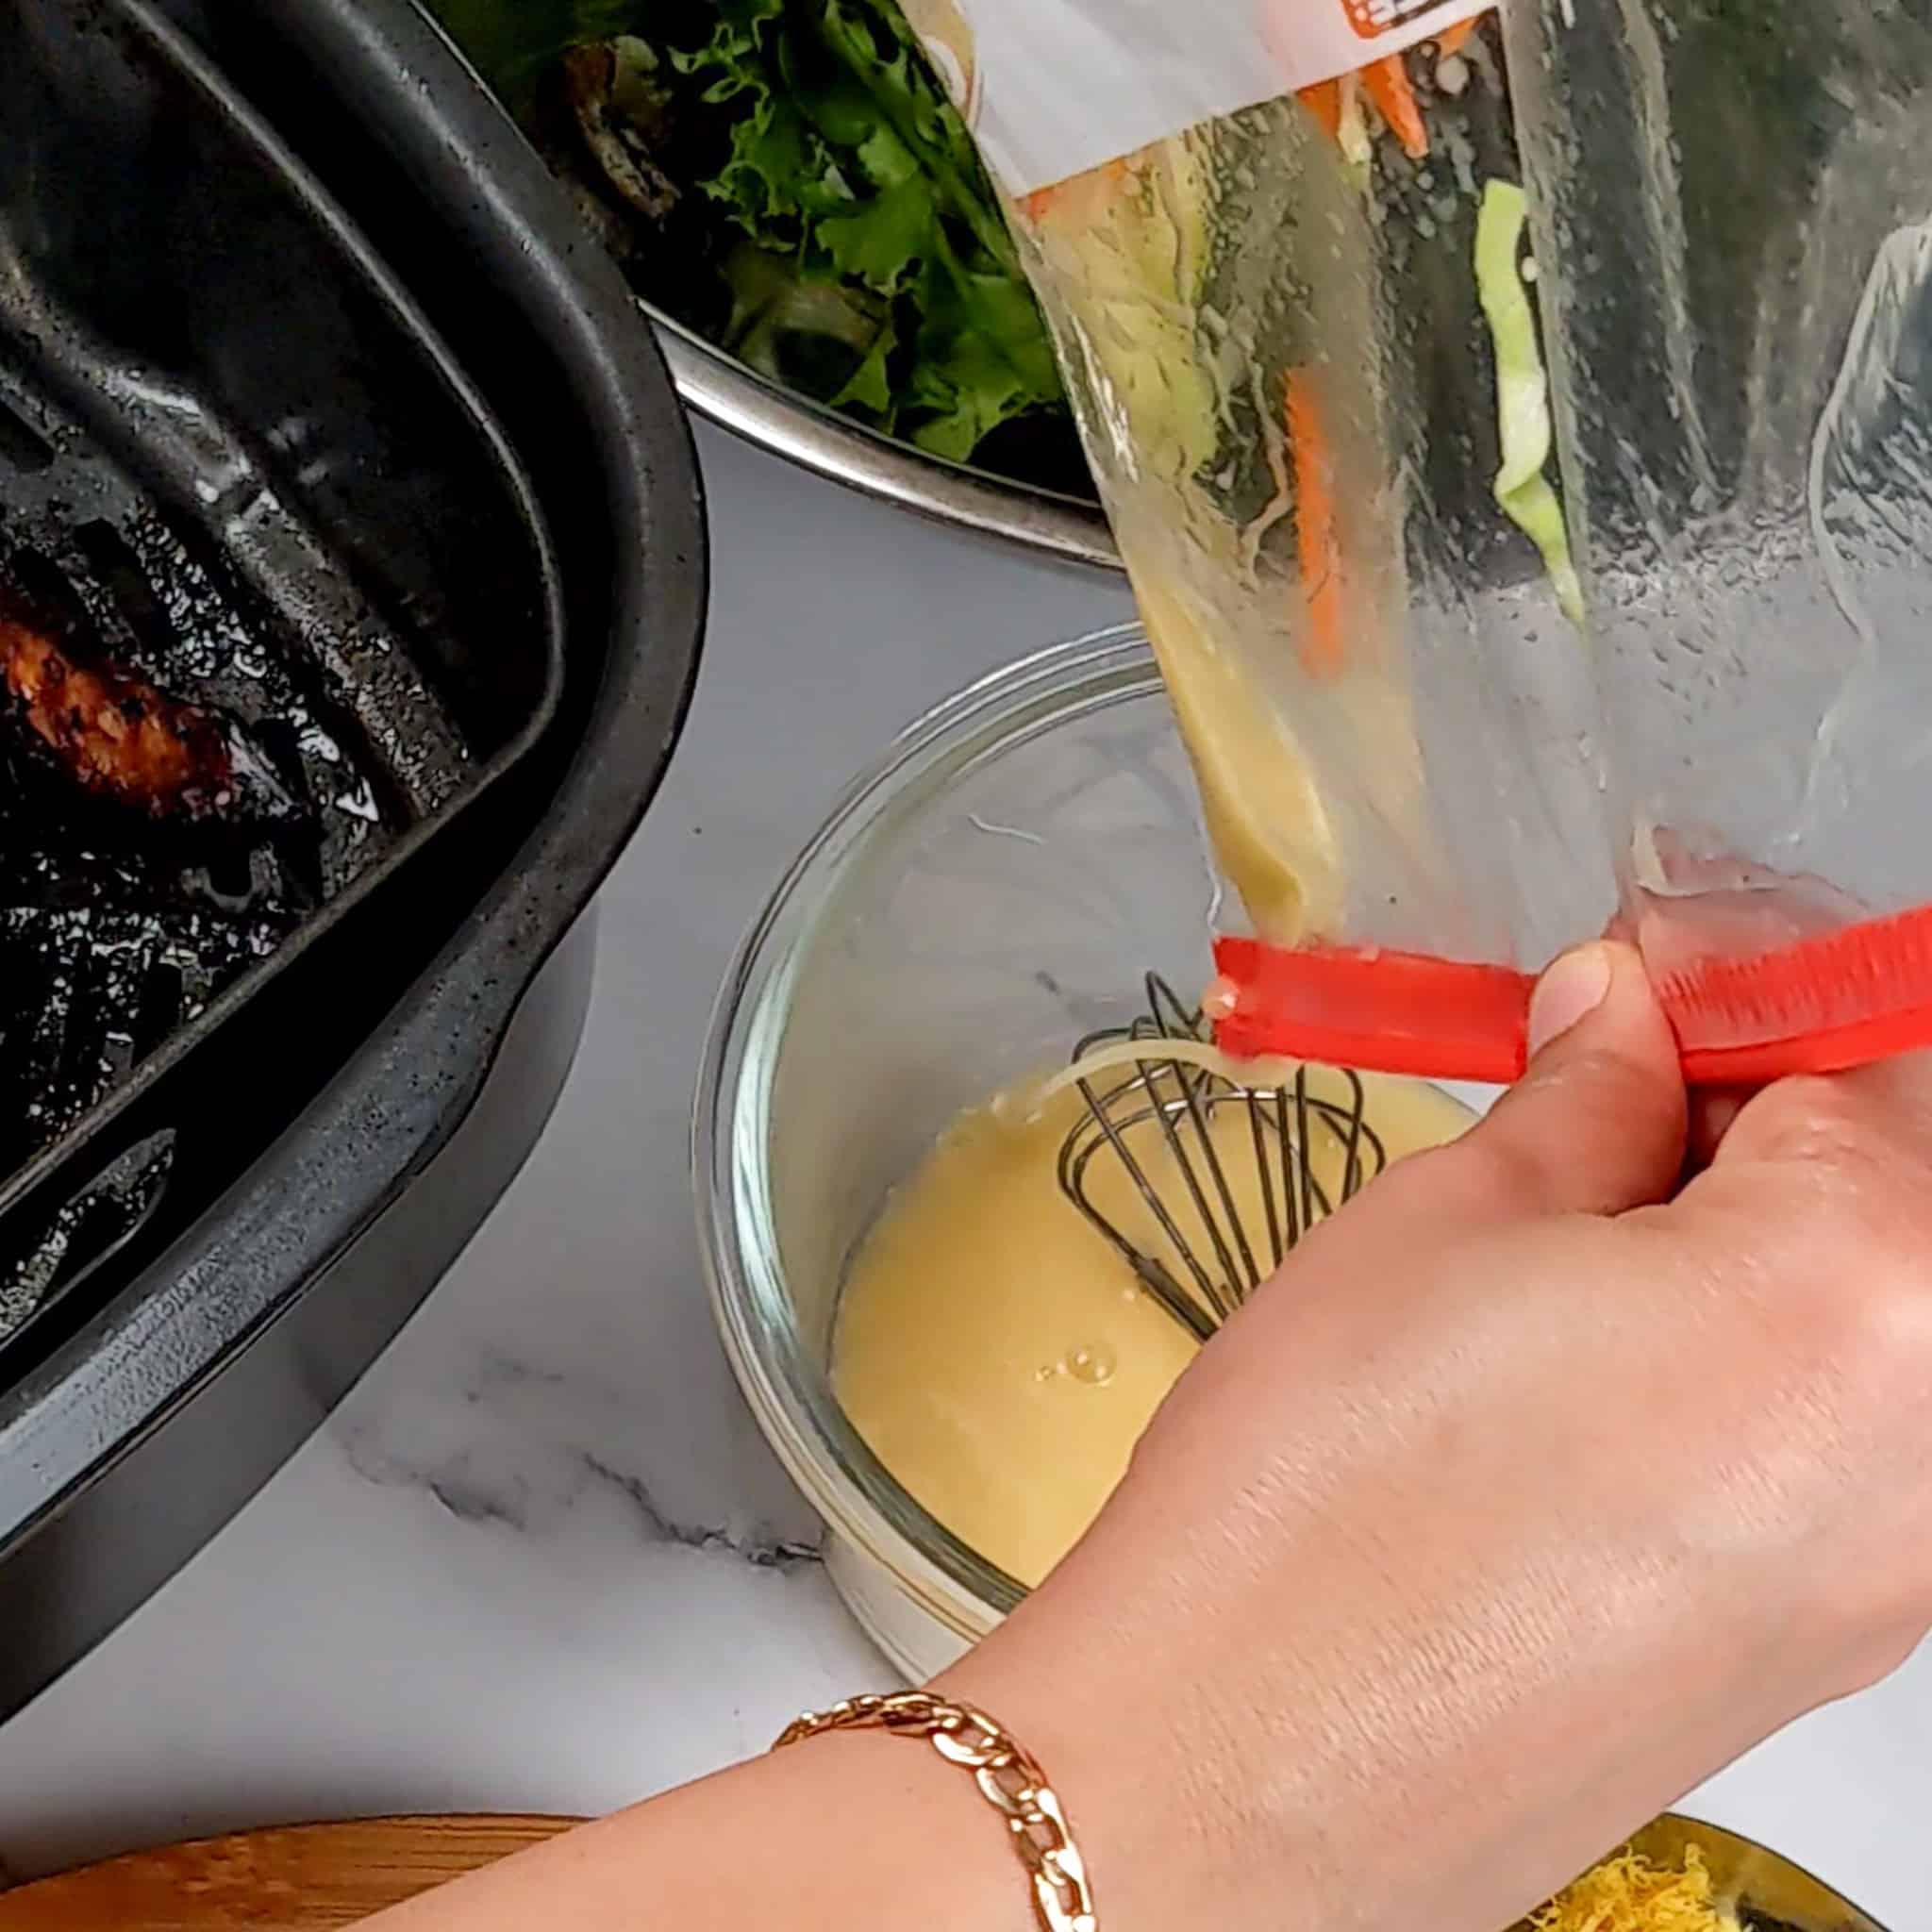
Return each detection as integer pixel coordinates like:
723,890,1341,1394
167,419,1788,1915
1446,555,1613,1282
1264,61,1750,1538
1057,974,1387,1342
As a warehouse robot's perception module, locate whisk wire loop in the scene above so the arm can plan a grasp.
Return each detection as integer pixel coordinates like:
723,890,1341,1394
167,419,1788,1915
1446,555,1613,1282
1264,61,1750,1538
1058,974,1388,1341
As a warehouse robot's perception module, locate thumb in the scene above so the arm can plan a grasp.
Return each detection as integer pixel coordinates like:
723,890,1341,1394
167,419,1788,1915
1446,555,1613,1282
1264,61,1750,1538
1459,941,1688,1219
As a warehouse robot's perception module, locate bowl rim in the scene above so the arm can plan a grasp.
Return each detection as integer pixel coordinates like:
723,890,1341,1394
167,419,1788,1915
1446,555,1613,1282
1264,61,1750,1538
650,309,1120,574
693,624,1166,1638
1583,1812,1889,1932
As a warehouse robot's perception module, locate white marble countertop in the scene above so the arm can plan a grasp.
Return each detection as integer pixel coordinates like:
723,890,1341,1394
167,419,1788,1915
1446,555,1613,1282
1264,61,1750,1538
0,427,1923,1923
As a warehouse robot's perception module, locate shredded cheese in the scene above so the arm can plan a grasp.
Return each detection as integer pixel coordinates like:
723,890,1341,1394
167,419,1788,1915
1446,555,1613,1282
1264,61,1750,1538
1530,1847,1743,1932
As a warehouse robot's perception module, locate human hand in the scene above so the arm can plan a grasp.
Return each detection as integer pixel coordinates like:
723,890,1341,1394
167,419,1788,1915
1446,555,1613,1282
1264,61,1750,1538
942,940,1932,1932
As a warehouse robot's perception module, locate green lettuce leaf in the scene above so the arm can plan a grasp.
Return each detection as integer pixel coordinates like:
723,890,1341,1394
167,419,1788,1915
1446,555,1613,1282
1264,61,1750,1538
430,0,1069,466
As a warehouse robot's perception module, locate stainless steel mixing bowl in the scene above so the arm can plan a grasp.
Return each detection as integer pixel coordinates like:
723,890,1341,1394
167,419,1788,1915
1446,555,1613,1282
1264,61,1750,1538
652,312,1118,572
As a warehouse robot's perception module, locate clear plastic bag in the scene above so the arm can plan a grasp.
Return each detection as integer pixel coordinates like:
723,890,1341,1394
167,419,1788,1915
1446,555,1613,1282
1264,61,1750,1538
911,0,1932,1082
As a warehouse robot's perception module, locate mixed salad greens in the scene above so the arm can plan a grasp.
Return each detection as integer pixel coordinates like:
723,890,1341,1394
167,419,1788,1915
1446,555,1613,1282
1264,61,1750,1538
430,0,1086,489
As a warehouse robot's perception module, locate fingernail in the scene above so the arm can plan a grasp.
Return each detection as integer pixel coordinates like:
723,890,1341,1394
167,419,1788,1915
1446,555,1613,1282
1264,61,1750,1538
1527,942,1614,1057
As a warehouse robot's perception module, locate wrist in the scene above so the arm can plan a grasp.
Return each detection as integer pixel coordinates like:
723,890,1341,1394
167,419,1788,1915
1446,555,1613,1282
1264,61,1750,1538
708,1722,1040,1932
774,1693,1094,1930
932,1593,1339,1932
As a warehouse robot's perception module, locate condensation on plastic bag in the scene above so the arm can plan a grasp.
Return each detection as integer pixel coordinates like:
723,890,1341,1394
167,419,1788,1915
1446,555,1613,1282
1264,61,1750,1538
1496,0,1932,1079
911,0,1932,1084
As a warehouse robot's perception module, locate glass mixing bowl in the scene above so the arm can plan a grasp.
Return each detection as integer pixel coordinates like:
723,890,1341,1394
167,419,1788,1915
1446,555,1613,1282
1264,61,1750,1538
697,625,1224,1675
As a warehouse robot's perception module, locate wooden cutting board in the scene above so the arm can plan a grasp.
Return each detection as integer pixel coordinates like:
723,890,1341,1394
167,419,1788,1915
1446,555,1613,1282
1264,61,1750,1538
0,1814,584,1928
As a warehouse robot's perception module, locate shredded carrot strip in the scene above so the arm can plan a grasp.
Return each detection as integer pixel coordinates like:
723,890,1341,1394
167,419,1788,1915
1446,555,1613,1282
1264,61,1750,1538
1297,79,1343,142
1435,16,1480,56
1285,369,1346,679
1361,53,1428,159
1019,156,1129,225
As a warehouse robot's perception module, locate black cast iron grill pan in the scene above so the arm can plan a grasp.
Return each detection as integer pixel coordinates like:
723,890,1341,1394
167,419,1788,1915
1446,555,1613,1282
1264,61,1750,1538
0,0,706,1720
0,0,567,1348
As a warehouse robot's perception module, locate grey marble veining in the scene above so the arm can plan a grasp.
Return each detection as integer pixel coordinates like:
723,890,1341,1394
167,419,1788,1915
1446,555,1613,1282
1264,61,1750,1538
338,1346,823,1568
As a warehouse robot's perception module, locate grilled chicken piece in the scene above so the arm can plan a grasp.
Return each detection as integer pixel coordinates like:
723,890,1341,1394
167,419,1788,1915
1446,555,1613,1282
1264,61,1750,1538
1,606,233,816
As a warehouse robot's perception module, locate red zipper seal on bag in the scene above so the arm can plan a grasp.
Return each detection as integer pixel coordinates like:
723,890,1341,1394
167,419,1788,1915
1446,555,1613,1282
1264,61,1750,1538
1213,906,1932,1086
1213,939,1531,1083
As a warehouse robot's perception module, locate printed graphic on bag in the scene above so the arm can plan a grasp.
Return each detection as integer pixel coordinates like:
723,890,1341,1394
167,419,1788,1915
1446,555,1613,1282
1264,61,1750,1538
1343,0,1459,39
921,0,1491,197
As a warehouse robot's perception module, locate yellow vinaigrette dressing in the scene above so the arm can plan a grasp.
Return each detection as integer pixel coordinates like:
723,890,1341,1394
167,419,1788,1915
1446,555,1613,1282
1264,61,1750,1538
834,1066,1470,1588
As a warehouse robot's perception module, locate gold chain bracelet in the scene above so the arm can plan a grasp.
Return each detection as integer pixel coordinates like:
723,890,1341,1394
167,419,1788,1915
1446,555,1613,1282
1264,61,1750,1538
774,1690,1097,1931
